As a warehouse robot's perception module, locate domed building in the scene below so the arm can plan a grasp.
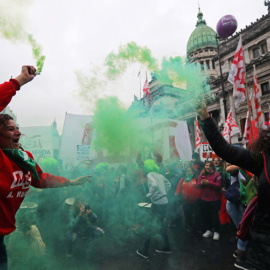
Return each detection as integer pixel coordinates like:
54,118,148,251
187,9,218,78
129,4,270,151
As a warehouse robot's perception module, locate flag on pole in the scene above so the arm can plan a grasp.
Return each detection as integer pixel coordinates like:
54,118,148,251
253,66,264,128
228,35,246,108
143,79,151,101
222,109,240,143
242,110,250,144
242,93,253,144
195,117,201,150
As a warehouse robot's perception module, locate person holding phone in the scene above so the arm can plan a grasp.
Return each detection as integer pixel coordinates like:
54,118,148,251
197,161,222,240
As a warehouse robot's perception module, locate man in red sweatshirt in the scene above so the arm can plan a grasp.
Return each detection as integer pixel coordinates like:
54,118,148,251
0,66,90,270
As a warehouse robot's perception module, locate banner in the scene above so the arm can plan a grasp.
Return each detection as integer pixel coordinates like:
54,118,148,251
59,113,93,165
59,113,192,164
20,126,55,163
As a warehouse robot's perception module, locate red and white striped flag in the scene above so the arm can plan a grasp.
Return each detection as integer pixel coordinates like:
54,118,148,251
253,66,264,128
143,80,151,101
222,109,240,143
195,117,201,149
228,35,246,108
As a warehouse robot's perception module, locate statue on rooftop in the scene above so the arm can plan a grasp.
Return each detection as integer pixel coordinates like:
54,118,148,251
265,0,270,12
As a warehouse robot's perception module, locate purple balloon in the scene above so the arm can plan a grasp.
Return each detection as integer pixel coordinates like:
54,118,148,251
216,15,238,39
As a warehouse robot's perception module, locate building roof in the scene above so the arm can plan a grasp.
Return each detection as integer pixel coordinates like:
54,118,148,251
186,9,217,56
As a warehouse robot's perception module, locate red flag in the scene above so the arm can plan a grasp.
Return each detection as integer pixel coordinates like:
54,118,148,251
228,35,246,108
143,80,151,101
195,117,201,149
248,121,259,142
253,66,264,128
222,109,240,143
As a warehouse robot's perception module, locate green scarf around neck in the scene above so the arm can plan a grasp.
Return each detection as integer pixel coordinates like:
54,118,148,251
185,174,193,182
2,149,40,181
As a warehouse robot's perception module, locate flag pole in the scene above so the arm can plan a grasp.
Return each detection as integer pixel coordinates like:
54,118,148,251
242,37,254,143
244,72,254,142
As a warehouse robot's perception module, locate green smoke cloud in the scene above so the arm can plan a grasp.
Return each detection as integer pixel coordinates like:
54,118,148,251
0,0,45,73
75,67,107,111
105,42,210,94
77,41,210,113
91,97,151,154
28,34,46,73
105,41,159,80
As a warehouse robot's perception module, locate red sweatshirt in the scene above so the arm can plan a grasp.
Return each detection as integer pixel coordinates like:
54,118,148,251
0,80,70,236
197,171,222,202
175,177,200,204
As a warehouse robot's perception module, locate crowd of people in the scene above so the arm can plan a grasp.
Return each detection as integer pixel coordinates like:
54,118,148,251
0,66,269,270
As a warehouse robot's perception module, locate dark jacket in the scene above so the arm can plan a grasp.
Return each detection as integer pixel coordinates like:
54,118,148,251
200,117,270,270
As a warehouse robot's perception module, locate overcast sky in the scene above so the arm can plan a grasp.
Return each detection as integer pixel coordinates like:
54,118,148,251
0,0,268,133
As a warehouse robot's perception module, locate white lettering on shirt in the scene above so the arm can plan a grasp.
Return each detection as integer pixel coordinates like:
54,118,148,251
7,191,13,198
10,171,32,190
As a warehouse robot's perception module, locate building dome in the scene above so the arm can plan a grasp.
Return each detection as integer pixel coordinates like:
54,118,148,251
187,9,217,56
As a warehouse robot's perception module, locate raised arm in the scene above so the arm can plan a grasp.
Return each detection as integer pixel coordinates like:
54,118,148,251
0,66,37,111
194,98,263,176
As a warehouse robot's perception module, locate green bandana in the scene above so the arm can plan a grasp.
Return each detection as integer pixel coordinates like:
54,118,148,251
216,166,223,174
185,175,193,182
2,149,40,181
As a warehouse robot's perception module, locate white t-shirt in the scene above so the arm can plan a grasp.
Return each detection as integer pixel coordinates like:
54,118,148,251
230,171,245,185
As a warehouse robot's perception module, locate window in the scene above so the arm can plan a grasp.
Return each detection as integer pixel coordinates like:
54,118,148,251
200,61,204,71
253,47,260,58
206,60,210,70
261,82,270,96
240,118,246,136
212,60,215,69
261,43,267,54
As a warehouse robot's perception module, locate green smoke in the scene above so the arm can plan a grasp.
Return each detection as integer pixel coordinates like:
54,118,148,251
91,97,151,154
75,67,106,111
155,56,210,95
28,35,46,73
104,41,209,95
0,0,45,73
105,41,159,80
76,41,210,115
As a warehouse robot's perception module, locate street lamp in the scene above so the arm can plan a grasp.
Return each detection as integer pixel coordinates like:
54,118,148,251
215,35,228,119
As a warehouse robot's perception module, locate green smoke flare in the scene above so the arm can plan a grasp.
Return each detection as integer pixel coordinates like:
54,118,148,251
0,1,46,73
28,35,46,73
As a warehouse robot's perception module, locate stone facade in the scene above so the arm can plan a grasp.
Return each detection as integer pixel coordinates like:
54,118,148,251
209,12,270,140
186,9,270,147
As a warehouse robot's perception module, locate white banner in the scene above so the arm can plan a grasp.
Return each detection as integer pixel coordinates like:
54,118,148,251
59,114,192,164
59,113,93,165
20,126,55,163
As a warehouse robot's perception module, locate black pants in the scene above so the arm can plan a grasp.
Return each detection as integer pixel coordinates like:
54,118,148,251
200,199,221,233
182,202,200,230
0,236,8,270
141,203,170,254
